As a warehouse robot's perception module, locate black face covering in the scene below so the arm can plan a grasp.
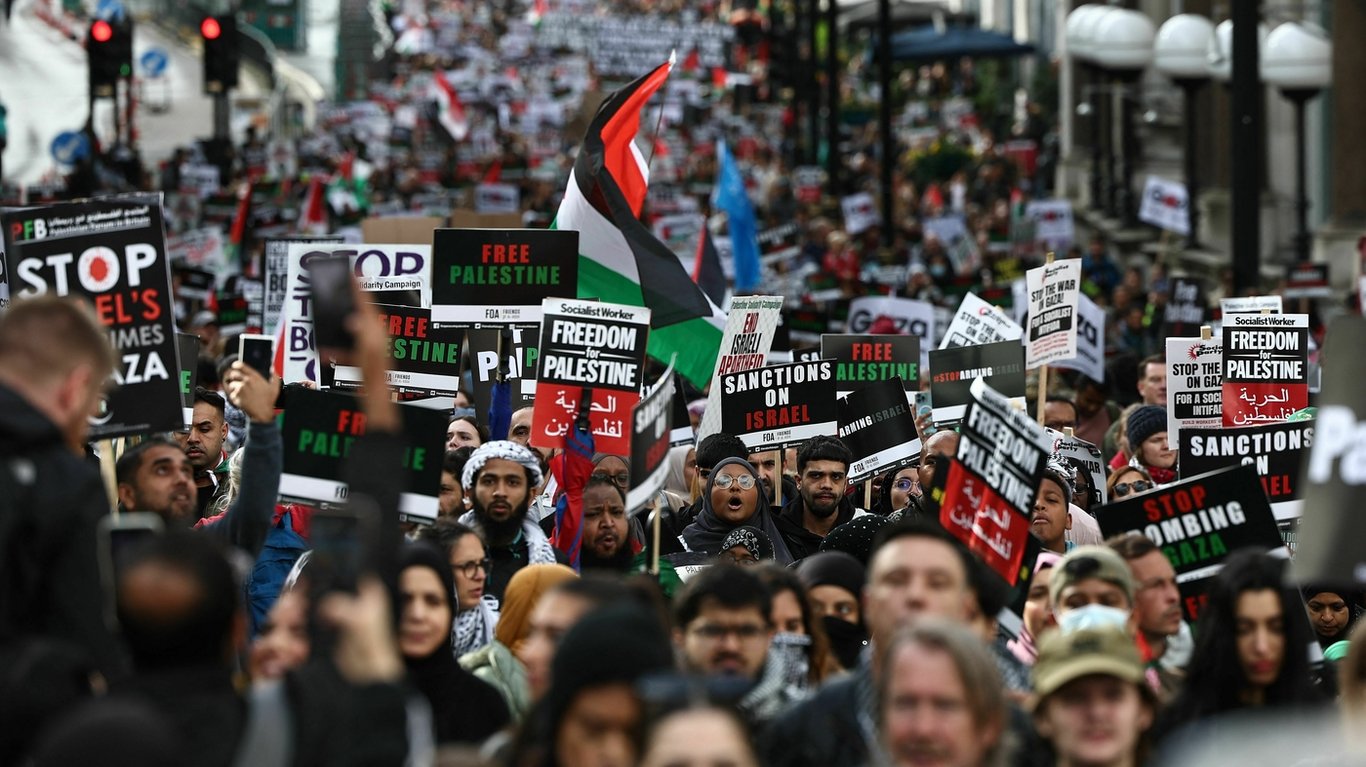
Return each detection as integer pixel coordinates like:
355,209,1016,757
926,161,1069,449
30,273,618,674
822,615,869,671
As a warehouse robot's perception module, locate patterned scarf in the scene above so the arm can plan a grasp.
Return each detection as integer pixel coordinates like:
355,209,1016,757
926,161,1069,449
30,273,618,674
452,596,500,657
457,510,559,566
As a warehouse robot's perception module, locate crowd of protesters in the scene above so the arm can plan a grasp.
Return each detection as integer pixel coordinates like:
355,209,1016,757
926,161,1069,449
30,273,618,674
2,0,1361,763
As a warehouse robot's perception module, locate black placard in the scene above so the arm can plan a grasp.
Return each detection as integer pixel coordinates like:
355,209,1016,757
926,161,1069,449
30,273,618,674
334,304,464,398
431,228,578,326
928,340,1026,423
278,387,446,523
1179,421,1312,521
3,199,182,438
1162,277,1207,338
719,359,838,451
820,334,919,395
1095,464,1282,623
837,377,920,484
628,369,676,510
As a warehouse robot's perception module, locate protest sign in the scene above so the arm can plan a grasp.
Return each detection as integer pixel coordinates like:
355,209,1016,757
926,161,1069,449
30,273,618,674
669,373,695,447
1166,335,1223,448
937,378,1052,585
928,340,1026,423
278,387,445,523
1163,278,1207,338
939,292,1023,349
1096,464,1283,623
2,199,182,438
627,367,676,510
1047,429,1107,506
695,295,783,441
1052,293,1104,383
1024,199,1075,245
1138,176,1190,236
1179,420,1312,521
757,222,801,262
534,12,733,77
1291,317,1366,584
1024,260,1081,368
167,227,227,277
846,295,935,368
1220,295,1282,316
334,304,463,397
530,298,650,455
430,228,577,326
1221,313,1309,427
263,237,340,336
282,243,432,384
841,192,879,235
838,377,921,484
465,326,538,419
719,359,837,452
923,215,970,246
474,182,520,214
216,292,250,336
176,332,199,428
1284,262,1331,300
821,334,919,398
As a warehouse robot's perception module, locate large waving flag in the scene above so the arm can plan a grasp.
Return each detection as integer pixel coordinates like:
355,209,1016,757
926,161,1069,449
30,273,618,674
552,58,724,389
713,139,761,293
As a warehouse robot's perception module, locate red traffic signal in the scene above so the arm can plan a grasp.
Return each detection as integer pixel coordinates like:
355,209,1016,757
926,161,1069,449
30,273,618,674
200,16,221,40
90,18,112,42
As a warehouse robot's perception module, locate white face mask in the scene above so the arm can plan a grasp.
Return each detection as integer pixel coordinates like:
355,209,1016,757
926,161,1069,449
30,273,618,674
1058,604,1131,634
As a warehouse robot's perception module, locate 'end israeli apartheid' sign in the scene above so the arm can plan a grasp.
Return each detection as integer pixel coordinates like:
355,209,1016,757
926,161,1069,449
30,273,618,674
720,359,837,452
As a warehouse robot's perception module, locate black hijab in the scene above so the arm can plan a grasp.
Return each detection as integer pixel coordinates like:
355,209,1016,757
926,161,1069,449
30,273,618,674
398,544,509,745
681,457,794,564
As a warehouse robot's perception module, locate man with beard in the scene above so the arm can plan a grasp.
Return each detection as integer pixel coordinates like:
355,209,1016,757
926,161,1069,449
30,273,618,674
578,477,635,572
748,449,797,511
775,436,859,560
174,387,230,518
458,440,565,604
116,362,281,558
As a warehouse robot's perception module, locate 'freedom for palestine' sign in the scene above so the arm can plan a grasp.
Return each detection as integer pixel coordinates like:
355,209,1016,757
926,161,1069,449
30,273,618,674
530,298,650,455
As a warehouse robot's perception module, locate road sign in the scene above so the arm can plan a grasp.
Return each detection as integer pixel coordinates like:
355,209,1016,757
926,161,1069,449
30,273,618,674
140,48,168,78
50,131,90,165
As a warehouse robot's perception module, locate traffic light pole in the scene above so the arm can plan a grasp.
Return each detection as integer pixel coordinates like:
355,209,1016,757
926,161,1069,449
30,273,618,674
213,93,229,140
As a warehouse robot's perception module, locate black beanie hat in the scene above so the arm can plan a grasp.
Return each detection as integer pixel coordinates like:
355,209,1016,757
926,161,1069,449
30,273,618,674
544,605,673,731
796,551,867,601
820,514,892,566
1127,405,1167,453
1039,457,1075,509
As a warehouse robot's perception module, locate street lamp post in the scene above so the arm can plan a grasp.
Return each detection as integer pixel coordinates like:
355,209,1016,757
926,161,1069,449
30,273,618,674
1262,21,1332,264
1154,14,1215,249
1093,8,1155,229
1068,5,1112,214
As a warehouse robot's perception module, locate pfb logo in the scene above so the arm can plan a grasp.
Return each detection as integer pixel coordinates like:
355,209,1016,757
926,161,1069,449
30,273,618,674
10,218,48,241
1150,189,1187,210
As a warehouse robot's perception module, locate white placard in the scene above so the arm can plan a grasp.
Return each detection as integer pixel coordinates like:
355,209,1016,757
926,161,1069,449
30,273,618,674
1024,260,1081,369
1138,176,1190,236
939,292,1024,349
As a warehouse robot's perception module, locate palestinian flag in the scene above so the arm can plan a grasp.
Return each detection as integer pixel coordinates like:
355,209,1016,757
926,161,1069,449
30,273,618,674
431,70,468,142
552,58,723,389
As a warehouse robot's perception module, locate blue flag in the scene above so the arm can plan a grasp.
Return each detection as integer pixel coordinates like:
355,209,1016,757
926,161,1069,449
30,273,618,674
713,140,761,293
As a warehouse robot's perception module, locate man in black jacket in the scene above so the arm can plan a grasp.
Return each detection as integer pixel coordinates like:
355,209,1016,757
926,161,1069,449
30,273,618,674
775,435,859,561
0,296,121,677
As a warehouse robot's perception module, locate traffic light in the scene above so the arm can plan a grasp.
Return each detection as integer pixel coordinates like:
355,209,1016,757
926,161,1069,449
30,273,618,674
200,14,239,93
87,18,133,96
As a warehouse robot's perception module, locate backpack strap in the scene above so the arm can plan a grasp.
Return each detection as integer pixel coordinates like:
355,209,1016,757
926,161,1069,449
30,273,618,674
233,680,294,767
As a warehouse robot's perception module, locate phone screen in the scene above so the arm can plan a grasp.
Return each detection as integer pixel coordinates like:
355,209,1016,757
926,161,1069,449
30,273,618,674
309,255,356,350
309,509,364,594
239,334,274,378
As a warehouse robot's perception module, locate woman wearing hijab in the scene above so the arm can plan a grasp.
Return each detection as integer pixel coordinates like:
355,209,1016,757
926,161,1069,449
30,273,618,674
680,457,795,564
398,544,510,745
1301,584,1365,651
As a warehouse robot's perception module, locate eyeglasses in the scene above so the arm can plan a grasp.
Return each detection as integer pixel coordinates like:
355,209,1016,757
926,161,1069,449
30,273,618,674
689,623,768,641
892,478,918,492
728,553,760,566
591,471,630,488
453,558,491,579
1113,480,1153,497
713,473,756,491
